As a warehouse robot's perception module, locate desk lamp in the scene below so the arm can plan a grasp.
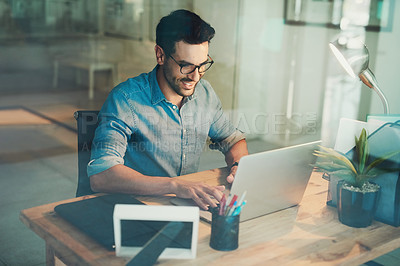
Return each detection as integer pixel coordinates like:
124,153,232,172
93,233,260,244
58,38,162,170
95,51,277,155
329,38,390,114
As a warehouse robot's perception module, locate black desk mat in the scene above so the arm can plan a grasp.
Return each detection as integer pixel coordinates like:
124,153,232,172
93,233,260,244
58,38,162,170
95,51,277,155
54,194,192,251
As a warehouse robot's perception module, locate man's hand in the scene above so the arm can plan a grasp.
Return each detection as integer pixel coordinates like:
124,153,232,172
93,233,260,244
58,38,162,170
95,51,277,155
224,139,248,184
171,179,225,210
226,164,238,183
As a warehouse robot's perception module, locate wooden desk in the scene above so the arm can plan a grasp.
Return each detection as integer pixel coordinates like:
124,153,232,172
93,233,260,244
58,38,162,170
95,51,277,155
20,169,400,266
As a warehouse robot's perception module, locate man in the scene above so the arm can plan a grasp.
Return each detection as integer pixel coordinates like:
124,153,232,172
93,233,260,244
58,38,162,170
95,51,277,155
88,9,248,210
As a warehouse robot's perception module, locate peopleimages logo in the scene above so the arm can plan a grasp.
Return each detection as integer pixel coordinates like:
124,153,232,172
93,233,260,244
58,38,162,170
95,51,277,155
81,111,319,140
83,112,318,154
232,112,318,136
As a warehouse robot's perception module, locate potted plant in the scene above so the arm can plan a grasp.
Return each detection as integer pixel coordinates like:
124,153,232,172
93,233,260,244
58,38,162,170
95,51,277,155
314,128,400,228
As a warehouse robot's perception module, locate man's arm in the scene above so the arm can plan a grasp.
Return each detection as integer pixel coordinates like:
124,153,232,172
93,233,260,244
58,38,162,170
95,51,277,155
224,139,249,183
90,165,225,210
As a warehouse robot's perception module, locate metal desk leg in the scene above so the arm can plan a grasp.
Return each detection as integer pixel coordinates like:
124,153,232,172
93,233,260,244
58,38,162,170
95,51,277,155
46,244,55,266
76,68,82,85
53,60,59,89
112,64,119,86
88,66,94,100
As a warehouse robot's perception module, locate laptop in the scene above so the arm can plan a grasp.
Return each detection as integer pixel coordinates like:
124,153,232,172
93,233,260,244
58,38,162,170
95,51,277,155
230,140,321,221
171,140,321,222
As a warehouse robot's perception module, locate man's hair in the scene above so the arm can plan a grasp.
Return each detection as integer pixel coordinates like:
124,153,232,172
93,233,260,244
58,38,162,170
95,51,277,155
156,9,215,56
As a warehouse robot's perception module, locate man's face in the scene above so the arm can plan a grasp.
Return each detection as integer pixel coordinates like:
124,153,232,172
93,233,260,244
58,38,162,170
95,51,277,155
162,41,209,98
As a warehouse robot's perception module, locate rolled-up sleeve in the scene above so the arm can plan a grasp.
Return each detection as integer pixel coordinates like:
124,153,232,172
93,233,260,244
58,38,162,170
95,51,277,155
208,99,245,154
87,89,135,177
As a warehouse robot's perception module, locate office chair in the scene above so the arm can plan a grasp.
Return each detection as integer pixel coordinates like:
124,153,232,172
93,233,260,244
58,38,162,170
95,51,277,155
74,110,99,197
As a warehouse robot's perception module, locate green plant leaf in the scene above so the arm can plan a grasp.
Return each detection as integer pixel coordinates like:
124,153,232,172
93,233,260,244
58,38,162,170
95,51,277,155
330,169,356,177
365,150,400,174
313,162,350,172
314,146,357,174
366,165,400,177
356,129,369,174
313,128,400,188
314,154,357,174
313,150,348,164
332,171,357,186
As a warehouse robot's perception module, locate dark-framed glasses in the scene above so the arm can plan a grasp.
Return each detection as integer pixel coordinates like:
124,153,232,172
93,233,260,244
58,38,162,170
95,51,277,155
169,55,214,74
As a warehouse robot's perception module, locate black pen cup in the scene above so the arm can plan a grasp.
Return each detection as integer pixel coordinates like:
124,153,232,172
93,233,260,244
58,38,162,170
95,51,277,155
209,208,240,251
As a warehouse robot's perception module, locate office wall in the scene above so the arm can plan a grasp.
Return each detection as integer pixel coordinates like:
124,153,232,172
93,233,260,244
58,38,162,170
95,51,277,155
197,0,399,146
193,0,240,111
223,0,328,145
373,1,400,115
193,0,326,145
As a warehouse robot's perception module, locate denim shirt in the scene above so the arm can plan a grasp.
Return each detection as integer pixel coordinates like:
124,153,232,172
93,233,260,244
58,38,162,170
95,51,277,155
87,66,245,178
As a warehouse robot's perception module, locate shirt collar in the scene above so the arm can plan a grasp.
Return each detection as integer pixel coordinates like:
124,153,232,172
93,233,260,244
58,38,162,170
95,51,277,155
149,66,166,105
187,86,198,101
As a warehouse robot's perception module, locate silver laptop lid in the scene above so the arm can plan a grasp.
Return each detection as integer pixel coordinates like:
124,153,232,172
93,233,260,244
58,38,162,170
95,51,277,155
230,140,321,222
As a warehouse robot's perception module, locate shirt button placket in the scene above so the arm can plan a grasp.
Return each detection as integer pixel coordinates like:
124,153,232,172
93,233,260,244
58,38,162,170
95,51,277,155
181,110,189,173
181,127,186,172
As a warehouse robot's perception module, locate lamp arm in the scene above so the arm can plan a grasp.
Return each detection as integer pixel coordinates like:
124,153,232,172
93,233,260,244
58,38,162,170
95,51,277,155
359,68,390,114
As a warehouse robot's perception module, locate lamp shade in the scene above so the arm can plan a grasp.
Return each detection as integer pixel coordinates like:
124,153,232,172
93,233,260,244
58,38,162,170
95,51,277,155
329,39,369,78
329,38,390,114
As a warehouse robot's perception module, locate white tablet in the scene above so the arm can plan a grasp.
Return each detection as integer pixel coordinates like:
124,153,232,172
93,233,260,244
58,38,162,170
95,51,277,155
113,204,199,259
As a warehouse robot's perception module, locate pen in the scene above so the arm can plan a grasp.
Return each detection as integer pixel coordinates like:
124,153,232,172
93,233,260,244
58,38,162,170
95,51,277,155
228,194,238,208
219,194,226,216
225,195,232,214
237,190,247,207
232,200,247,216
228,201,237,216
225,194,238,216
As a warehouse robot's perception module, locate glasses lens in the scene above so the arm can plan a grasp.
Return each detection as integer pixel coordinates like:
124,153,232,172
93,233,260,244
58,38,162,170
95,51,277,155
181,65,196,74
179,59,213,74
199,62,213,73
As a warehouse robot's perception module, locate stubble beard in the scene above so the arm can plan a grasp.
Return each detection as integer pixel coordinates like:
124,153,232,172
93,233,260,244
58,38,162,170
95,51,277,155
163,64,198,98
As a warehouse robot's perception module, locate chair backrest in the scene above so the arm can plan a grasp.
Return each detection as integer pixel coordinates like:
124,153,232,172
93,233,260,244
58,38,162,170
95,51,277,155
74,110,100,197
